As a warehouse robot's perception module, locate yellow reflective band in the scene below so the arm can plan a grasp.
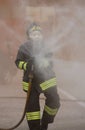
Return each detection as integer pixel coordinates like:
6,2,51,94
26,111,40,121
42,82,56,90
23,62,27,71
40,78,56,91
18,61,25,69
30,26,41,32
22,81,29,91
44,105,58,116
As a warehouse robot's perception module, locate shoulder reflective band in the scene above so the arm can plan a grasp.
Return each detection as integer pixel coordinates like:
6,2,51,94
40,77,56,91
23,62,27,70
26,111,41,121
44,105,58,116
18,61,27,70
22,81,29,91
18,61,25,69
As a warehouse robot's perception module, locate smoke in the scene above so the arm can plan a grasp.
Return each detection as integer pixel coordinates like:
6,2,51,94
21,2,85,101
18,1,85,79
0,0,85,100
20,18,74,79
44,21,75,54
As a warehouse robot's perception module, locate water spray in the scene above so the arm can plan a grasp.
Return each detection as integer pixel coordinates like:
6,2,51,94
0,20,23,43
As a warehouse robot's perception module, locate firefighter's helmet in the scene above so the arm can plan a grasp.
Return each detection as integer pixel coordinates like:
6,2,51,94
27,23,41,33
26,23,43,42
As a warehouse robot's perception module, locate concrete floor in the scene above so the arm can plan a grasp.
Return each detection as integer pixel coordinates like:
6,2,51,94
0,60,85,130
0,88,85,130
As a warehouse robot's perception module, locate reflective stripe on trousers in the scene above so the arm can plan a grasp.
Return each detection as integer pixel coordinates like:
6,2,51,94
26,111,41,121
44,105,58,116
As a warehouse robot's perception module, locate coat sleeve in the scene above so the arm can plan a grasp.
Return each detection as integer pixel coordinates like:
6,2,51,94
15,45,27,71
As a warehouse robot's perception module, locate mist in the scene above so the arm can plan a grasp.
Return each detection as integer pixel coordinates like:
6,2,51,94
0,1,85,129
0,0,85,101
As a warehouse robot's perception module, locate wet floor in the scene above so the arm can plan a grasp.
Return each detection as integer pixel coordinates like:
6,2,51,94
0,89,85,130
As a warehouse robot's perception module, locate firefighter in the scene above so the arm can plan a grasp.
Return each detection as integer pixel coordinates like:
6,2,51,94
15,23,60,130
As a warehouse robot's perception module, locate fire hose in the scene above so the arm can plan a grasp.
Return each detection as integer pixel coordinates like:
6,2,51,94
0,65,34,130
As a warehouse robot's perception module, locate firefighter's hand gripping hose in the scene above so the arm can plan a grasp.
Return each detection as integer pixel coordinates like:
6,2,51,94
0,65,34,130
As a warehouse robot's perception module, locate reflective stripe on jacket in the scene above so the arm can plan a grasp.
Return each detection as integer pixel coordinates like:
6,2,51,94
40,77,56,91
15,41,33,82
22,81,29,91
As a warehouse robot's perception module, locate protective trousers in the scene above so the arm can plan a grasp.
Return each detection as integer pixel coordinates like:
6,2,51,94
25,68,60,130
